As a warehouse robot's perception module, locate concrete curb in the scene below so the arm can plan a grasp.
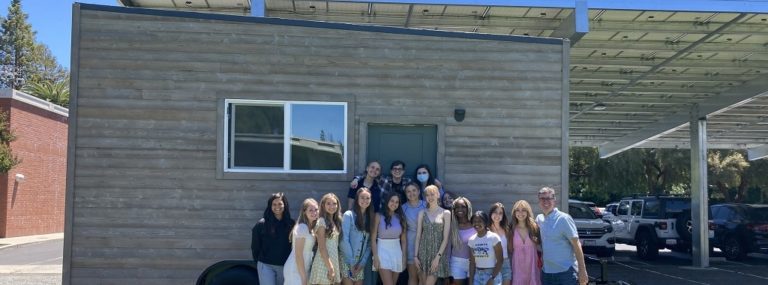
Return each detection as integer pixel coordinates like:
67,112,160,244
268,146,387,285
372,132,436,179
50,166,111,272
0,233,64,250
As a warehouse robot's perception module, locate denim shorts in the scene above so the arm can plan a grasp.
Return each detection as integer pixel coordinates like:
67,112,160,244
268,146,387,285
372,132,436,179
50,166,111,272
450,256,470,279
501,258,512,281
473,268,501,285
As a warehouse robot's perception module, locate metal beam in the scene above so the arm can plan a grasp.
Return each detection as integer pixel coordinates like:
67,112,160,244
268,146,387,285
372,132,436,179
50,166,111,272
320,1,768,13
574,40,768,54
748,144,768,160
549,0,588,46
570,71,750,84
689,104,710,268
571,57,768,70
598,71,768,158
252,0,265,16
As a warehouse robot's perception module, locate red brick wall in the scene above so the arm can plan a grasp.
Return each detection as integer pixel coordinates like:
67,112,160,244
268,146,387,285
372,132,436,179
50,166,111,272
0,97,68,238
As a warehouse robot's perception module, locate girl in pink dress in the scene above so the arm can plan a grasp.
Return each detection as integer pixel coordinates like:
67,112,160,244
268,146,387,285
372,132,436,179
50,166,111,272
510,200,542,285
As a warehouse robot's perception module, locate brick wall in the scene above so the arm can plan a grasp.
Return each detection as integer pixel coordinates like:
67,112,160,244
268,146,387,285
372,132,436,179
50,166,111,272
0,97,68,238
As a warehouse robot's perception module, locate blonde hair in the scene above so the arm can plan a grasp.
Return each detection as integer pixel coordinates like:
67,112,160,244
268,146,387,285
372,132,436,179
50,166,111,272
291,198,319,240
511,200,540,246
424,185,441,208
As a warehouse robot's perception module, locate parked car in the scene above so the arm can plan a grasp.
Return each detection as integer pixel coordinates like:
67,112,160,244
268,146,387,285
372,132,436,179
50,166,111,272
569,199,615,257
581,200,603,218
602,202,619,221
710,203,768,261
613,196,714,260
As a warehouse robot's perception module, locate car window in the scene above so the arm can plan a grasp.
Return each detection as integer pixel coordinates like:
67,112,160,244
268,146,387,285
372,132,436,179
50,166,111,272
711,206,723,220
748,207,768,222
618,201,630,215
643,200,660,218
570,203,597,219
607,205,617,215
664,200,690,213
631,201,642,216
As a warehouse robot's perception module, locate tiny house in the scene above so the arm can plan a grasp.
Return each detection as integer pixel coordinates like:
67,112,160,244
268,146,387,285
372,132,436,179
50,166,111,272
66,4,568,284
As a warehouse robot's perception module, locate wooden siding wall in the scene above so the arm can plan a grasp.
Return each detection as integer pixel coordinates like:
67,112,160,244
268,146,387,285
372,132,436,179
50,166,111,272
70,7,564,284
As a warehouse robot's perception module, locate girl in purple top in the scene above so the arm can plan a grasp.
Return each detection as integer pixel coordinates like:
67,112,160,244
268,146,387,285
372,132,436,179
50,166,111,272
450,197,476,285
372,192,407,285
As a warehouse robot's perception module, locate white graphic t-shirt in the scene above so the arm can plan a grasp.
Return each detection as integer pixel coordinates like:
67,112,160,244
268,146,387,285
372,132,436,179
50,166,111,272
468,231,501,269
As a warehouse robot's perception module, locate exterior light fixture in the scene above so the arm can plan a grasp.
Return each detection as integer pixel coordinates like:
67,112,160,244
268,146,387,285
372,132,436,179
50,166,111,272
454,108,466,122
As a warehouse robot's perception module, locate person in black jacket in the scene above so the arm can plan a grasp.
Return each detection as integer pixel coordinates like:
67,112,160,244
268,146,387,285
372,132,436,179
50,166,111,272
252,192,295,285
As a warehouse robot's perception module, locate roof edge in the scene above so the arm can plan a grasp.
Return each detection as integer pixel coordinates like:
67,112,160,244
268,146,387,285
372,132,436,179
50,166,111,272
0,89,69,117
78,3,564,45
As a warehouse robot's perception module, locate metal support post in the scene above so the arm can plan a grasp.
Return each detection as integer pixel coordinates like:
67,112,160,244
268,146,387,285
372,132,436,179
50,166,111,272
690,104,709,268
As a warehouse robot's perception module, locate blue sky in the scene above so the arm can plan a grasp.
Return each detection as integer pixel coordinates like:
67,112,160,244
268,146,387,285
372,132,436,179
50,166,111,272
0,0,118,70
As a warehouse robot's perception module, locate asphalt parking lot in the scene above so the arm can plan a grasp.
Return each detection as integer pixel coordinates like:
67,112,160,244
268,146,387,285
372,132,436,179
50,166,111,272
586,244,768,285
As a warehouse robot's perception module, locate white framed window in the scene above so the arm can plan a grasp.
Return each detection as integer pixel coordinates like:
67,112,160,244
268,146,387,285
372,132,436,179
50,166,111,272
224,99,347,173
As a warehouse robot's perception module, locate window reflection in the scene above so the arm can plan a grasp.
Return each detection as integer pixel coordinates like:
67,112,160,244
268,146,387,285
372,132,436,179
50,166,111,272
232,105,284,168
290,104,345,170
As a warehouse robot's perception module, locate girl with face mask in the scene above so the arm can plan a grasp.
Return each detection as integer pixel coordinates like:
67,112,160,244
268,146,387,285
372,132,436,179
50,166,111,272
413,164,443,199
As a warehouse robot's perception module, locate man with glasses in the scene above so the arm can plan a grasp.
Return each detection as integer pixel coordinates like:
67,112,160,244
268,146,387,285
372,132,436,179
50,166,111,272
381,160,412,203
535,187,588,285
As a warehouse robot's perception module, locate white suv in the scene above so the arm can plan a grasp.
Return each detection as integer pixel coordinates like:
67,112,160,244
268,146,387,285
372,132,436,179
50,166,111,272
613,196,714,260
569,200,616,257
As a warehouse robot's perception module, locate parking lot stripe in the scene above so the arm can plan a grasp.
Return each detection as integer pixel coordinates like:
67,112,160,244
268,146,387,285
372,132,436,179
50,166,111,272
711,267,768,281
613,261,709,285
719,260,752,267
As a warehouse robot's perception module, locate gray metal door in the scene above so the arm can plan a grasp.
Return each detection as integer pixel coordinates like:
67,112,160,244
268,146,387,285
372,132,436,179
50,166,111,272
367,124,437,178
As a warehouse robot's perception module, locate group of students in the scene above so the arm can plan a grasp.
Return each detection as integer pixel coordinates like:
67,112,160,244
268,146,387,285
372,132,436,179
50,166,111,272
251,161,589,285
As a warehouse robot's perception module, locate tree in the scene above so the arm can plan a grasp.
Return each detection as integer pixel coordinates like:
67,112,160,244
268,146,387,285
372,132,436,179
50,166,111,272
0,0,35,90
0,110,20,173
22,77,69,107
708,150,750,202
28,43,67,85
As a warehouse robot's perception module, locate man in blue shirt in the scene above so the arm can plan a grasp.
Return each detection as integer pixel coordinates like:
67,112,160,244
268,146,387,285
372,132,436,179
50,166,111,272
535,187,588,285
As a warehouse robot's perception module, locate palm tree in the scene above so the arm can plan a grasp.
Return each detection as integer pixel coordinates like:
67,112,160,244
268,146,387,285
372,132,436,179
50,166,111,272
21,79,68,107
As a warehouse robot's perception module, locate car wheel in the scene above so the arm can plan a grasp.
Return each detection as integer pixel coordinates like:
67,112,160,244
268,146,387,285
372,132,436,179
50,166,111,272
675,212,693,241
636,231,658,260
724,236,746,261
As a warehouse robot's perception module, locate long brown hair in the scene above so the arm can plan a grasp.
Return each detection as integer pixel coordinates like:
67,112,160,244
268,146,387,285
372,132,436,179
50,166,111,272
319,193,343,238
511,200,541,245
382,191,406,231
489,202,511,233
353,187,374,233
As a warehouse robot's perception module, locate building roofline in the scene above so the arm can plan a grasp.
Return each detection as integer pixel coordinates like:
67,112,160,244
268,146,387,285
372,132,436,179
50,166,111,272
0,89,69,117
78,3,564,45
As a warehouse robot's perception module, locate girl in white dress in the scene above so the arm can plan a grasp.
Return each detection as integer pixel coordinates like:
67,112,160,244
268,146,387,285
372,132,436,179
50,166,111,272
284,198,320,285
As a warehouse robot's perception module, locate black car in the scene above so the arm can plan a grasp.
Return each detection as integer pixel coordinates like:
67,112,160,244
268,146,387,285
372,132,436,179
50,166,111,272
710,203,768,261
